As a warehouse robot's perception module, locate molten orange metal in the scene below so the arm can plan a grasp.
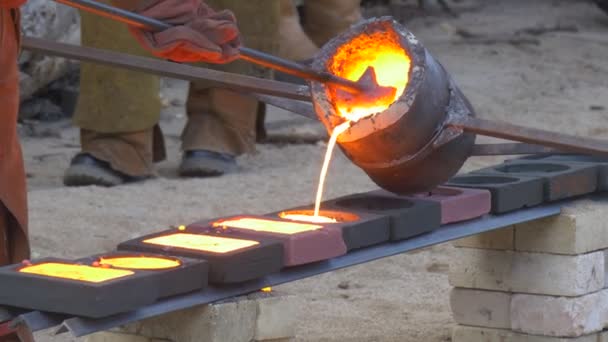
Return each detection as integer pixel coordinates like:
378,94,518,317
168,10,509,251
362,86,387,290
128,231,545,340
328,29,411,120
280,213,337,224
99,256,181,270
143,233,259,254
313,121,350,216
19,262,134,283
213,217,322,235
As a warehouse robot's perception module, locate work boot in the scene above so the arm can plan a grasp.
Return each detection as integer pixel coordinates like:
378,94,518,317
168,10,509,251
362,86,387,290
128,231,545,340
179,150,237,177
303,0,363,47
63,128,162,187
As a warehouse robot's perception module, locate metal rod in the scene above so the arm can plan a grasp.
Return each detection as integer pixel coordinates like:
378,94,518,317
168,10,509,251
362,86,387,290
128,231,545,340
52,0,365,93
21,37,312,102
10,201,564,336
449,116,608,157
470,143,558,156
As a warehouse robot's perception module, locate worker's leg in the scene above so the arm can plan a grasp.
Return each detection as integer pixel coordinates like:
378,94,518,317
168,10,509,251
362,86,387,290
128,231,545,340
0,8,30,266
303,0,363,47
180,0,280,177
0,206,9,266
277,0,319,61
64,0,163,187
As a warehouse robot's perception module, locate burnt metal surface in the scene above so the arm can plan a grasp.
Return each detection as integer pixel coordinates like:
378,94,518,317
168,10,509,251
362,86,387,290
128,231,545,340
447,174,545,214
330,192,442,241
21,37,311,102
118,228,283,284
0,258,160,318
509,154,608,191
77,252,209,298
265,207,392,251
310,17,476,195
189,216,347,267
55,201,562,337
473,161,599,201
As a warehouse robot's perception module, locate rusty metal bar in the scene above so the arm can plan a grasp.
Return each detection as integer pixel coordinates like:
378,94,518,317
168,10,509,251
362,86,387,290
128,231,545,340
21,37,312,102
448,116,608,157
53,0,365,93
251,94,317,120
470,143,558,156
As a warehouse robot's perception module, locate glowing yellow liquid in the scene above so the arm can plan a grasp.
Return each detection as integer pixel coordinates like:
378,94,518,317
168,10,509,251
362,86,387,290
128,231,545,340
19,263,134,283
143,233,259,253
314,122,351,216
214,217,322,235
99,256,181,270
280,214,337,223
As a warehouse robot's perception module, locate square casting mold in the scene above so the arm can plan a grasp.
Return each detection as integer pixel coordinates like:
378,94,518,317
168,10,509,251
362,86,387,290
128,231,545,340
473,160,598,201
189,215,347,267
383,186,491,224
78,252,208,298
509,153,608,192
118,227,283,284
264,206,391,251
328,192,441,241
446,173,544,214
0,258,160,318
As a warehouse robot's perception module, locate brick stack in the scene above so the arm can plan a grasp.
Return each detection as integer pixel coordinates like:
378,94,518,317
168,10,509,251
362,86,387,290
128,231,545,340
86,291,297,342
450,199,608,341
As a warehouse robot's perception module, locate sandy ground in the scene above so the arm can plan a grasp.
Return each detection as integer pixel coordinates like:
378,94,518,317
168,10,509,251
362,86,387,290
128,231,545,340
18,0,608,340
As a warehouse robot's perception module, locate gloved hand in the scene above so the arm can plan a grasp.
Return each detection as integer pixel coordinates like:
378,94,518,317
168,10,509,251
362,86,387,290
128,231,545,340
129,0,240,63
0,0,26,8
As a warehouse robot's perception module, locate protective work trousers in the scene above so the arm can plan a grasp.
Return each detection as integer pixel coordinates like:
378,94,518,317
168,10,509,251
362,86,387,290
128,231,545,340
74,0,281,176
278,0,362,61
0,8,30,266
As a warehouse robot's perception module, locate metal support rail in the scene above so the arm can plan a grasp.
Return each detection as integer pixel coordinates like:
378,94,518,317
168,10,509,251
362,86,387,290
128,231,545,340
3,200,566,337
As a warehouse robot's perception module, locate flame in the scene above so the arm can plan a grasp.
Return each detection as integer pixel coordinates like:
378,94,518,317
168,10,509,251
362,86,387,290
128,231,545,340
261,287,272,292
19,262,134,283
328,28,411,120
143,233,259,254
99,256,181,270
213,217,322,235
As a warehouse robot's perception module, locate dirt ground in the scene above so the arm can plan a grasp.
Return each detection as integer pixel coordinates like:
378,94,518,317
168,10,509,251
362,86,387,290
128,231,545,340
21,0,608,341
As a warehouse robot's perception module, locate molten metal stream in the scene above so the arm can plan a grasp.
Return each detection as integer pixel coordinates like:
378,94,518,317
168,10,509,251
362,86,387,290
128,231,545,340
313,122,350,216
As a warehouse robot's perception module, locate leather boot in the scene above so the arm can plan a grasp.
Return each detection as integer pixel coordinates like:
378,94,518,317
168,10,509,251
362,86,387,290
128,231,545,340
63,127,164,186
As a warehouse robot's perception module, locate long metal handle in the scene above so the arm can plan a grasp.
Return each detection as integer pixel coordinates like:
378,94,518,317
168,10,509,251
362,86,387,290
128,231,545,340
21,36,312,102
52,0,364,92
449,116,608,157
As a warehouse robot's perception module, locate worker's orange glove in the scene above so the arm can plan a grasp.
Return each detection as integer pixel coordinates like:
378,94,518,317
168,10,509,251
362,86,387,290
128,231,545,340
0,0,26,8
129,0,240,64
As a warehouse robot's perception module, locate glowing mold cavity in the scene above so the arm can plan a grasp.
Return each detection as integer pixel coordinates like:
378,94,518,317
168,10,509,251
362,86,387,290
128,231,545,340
213,217,323,235
19,262,134,283
143,233,259,254
328,23,411,121
99,256,181,270
279,210,360,224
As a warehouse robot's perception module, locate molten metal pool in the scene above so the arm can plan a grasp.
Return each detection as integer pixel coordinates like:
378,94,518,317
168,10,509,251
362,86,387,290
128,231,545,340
143,233,260,254
98,256,181,270
19,262,134,283
213,217,323,235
